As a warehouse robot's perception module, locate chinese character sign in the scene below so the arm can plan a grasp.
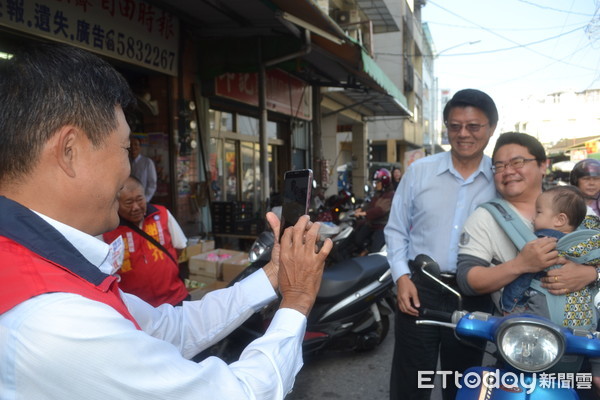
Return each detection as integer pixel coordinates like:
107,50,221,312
215,69,312,121
0,0,179,75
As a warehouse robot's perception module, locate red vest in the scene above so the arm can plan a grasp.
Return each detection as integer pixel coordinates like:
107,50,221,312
102,205,188,307
0,237,141,329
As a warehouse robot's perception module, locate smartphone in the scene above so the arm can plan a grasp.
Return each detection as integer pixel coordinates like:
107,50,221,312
280,169,313,239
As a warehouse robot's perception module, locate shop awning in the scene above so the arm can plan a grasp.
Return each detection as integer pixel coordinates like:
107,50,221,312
154,0,410,117
356,0,399,33
271,0,409,116
546,135,600,156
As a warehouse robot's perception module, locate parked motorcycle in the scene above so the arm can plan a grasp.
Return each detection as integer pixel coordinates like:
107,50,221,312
196,250,395,363
414,254,600,399
248,206,361,266
315,189,358,224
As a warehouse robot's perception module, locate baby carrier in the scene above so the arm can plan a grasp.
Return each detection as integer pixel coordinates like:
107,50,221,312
480,199,600,330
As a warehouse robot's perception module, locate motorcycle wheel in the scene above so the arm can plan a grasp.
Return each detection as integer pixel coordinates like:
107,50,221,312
355,307,390,352
376,312,390,345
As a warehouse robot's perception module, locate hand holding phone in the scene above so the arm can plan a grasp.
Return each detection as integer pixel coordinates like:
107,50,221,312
280,169,313,240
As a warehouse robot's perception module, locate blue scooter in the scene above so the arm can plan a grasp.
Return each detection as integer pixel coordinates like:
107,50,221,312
414,254,600,399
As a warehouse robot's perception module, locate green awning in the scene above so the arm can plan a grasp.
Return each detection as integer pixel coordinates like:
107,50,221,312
360,48,411,115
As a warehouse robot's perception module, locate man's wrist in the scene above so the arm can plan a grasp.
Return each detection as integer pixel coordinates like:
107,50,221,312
263,262,279,290
280,292,314,316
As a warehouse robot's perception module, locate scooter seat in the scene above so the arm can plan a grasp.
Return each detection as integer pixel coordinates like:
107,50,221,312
316,254,390,302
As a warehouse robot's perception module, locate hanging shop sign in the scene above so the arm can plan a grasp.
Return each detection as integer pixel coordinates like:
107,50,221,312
585,140,599,155
215,69,312,121
0,0,179,76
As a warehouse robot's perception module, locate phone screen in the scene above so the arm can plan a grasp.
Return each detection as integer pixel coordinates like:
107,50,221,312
280,169,313,239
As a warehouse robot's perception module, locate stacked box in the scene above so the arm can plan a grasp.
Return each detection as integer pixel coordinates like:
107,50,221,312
221,254,251,282
178,239,215,263
188,248,246,281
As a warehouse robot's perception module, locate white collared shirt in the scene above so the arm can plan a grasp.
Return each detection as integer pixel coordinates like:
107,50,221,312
131,154,158,202
1,212,305,400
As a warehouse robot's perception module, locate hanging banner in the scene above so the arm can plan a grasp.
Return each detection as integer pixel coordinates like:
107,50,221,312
215,69,312,121
0,0,179,76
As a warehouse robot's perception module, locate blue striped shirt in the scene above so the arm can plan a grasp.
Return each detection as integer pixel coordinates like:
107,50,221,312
384,151,497,282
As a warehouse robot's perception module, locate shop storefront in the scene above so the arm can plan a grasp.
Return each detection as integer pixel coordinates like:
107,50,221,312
1,0,412,242
0,0,209,234
203,69,313,215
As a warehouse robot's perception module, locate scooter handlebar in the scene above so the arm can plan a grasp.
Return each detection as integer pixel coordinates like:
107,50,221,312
418,308,453,323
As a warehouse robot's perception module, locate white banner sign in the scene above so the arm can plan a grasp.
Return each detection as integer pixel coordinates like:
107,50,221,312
0,0,179,76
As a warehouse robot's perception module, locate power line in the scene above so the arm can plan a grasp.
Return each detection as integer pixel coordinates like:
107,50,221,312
427,20,586,32
428,0,597,72
374,25,586,60
517,0,596,16
491,41,596,87
441,25,584,56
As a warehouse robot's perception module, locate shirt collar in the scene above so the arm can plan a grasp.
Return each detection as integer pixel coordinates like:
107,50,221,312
32,211,114,275
435,151,494,182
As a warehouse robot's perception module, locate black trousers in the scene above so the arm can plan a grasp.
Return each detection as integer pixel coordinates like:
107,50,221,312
389,272,492,400
353,222,386,253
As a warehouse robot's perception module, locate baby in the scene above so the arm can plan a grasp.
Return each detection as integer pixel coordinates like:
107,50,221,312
501,185,588,315
532,185,587,239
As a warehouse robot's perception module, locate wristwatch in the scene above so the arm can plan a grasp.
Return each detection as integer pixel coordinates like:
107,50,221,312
595,266,600,287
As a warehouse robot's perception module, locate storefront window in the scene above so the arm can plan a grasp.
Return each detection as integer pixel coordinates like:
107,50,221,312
292,149,307,171
238,115,258,136
291,119,310,170
267,121,278,139
209,138,239,202
241,142,260,202
210,110,283,209
209,110,233,132
268,144,276,199
209,138,224,201
224,140,237,201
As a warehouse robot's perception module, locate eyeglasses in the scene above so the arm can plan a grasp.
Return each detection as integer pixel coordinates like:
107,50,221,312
445,122,488,134
491,157,538,174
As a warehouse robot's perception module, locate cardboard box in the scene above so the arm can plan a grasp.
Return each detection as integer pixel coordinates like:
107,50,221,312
188,240,215,257
210,280,229,291
188,280,229,301
178,248,188,263
188,273,217,287
222,255,251,282
179,240,216,263
188,249,245,278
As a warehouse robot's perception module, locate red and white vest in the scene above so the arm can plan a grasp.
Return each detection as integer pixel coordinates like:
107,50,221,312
0,196,140,329
102,204,188,307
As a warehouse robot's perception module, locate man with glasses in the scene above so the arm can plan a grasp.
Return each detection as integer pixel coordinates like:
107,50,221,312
385,89,498,400
456,131,600,393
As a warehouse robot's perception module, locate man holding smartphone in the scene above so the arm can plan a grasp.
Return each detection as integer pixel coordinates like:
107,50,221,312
384,89,499,400
0,43,332,400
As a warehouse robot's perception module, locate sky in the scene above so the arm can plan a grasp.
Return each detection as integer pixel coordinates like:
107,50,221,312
421,0,600,108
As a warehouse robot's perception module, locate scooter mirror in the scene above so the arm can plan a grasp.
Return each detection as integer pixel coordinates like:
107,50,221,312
414,254,440,276
413,254,462,310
